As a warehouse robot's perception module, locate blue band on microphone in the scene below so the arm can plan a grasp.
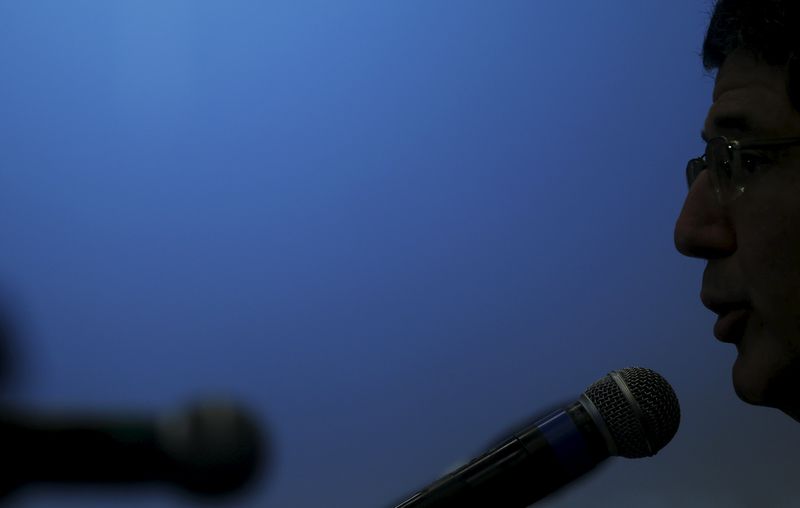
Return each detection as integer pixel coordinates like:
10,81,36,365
535,409,594,479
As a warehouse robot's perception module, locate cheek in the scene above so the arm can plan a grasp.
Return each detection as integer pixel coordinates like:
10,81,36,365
737,198,800,312
743,277,800,362
746,261,800,347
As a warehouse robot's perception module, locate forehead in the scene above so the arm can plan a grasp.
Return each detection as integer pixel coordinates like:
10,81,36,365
706,48,800,140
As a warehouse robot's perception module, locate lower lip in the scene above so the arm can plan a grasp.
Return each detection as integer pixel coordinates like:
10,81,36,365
714,308,750,343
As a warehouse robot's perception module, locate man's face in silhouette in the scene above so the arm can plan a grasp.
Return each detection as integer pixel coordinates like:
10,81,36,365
675,47,800,421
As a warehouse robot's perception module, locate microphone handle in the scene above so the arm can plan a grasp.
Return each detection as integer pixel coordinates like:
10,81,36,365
0,411,167,486
392,401,609,508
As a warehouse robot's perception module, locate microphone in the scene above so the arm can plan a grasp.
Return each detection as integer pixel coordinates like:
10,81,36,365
391,366,680,508
0,398,266,496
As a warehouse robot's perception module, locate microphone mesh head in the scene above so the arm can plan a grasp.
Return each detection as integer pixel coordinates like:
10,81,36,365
157,400,265,494
583,367,680,458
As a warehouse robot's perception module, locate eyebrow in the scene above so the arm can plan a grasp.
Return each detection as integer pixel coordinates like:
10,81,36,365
701,114,753,142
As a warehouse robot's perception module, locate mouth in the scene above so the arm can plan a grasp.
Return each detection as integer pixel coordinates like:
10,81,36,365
713,307,751,344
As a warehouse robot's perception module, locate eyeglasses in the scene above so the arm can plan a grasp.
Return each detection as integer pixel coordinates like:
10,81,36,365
686,135,800,204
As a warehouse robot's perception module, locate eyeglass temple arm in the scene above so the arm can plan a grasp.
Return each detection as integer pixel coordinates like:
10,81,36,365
737,136,800,148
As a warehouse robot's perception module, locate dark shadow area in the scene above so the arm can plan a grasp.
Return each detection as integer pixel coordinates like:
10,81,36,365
0,288,26,395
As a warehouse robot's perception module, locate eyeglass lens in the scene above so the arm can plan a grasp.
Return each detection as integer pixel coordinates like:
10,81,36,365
686,138,738,203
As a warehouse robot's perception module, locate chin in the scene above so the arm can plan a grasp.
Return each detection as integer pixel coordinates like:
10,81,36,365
732,350,800,413
732,361,766,405
731,352,777,406
780,406,800,423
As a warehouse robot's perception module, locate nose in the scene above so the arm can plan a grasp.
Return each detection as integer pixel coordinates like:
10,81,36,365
674,169,737,259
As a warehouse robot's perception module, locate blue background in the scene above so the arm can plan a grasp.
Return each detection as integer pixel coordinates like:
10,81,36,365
2,1,799,507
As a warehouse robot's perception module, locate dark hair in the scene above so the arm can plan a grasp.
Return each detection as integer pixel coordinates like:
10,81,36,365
703,0,800,111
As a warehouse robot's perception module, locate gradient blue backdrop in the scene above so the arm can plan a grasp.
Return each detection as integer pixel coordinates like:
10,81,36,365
2,1,799,507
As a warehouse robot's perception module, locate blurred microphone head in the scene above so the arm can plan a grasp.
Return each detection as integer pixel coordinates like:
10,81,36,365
580,366,680,458
156,399,267,495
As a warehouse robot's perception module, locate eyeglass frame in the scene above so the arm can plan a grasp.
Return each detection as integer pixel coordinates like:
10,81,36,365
686,135,800,204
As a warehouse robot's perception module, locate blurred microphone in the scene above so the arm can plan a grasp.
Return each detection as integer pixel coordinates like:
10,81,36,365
392,367,680,508
0,399,265,496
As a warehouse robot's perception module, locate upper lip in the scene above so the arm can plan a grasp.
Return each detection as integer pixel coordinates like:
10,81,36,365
700,292,751,316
